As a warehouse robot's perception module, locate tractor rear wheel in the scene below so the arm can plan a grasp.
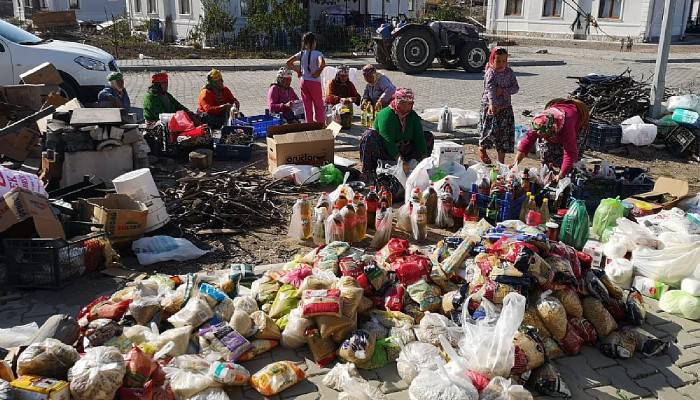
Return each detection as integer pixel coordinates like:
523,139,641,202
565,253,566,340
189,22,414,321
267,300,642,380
391,27,436,74
460,43,488,73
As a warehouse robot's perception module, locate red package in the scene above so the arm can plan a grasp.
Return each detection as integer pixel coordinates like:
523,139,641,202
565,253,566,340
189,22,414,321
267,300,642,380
339,257,364,279
511,345,529,375
577,251,593,271
558,322,584,355
167,110,195,133
569,317,597,345
356,273,374,295
384,285,405,311
301,289,342,318
495,240,539,263
79,296,131,323
393,255,431,286
606,299,628,322
279,265,313,288
467,370,490,392
147,382,174,400
124,346,158,388
376,238,409,264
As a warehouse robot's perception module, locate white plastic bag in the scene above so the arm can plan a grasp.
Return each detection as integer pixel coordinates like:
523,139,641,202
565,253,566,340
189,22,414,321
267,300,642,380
0,166,48,198
68,346,126,400
396,341,444,383
659,290,700,320
681,278,700,296
164,355,221,398
0,322,39,348
377,159,409,188
615,218,659,249
132,236,210,265
480,376,533,400
405,156,437,204
168,297,214,328
421,108,478,127
371,206,393,249
188,388,231,400
633,242,700,286
621,116,657,146
603,233,634,259
458,293,526,377
281,307,312,349
667,94,700,113
272,165,320,186
408,363,478,400
328,172,354,208
322,363,387,400
605,259,634,289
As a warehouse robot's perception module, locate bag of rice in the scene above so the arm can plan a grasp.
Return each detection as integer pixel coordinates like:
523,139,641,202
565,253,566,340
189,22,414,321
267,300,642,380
68,346,126,400
198,323,252,362
396,341,444,384
168,297,213,328
230,309,255,338
582,297,618,337
250,311,282,340
237,339,279,362
301,289,342,318
593,269,624,300
553,288,583,318
250,275,281,304
299,275,333,292
250,361,305,396
209,361,250,386
281,308,312,349
339,329,376,364
536,292,568,340
305,328,338,366
17,338,80,380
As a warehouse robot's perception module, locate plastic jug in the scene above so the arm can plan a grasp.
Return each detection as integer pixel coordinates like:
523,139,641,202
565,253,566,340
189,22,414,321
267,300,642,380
437,106,453,133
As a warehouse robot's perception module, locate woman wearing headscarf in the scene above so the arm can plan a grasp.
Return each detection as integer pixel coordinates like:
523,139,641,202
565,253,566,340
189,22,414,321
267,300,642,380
361,64,396,108
143,71,190,122
512,98,590,182
326,65,360,107
478,47,519,164
267,67,300,122
97,72,130,109
359,87,434,178
197,69,240,129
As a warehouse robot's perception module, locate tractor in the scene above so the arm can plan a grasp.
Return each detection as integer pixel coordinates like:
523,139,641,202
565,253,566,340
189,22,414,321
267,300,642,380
373,21,490,74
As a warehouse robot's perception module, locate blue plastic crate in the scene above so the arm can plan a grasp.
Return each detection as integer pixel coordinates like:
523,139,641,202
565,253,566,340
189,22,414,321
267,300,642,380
215,125,254,161
468,183,527,222
233,114,283,138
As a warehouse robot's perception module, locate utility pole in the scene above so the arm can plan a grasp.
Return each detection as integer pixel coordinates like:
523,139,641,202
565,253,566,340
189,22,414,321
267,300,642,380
650,0,676,118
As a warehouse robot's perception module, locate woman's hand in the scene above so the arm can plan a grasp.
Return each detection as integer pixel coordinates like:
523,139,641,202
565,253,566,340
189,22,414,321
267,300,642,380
285,101,295,109
488,104,497,115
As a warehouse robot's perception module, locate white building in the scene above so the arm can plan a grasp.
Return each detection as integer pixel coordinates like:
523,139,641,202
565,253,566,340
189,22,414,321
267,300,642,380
485,0,699,42
15,0,127,22
125,0,425,42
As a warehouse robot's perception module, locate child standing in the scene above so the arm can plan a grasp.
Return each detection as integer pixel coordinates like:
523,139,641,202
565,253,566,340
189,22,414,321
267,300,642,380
286,32,326,125
478,47,519,164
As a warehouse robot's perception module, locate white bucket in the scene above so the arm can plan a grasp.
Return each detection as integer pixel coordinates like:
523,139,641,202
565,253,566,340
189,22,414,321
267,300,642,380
112,168,170,232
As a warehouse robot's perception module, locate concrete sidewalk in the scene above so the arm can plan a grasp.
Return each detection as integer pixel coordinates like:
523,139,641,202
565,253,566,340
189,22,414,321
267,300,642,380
117,56,566,72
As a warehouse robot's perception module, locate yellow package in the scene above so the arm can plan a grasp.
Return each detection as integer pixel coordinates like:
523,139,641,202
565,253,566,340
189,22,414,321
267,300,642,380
250,361,305,396
11,375,71,400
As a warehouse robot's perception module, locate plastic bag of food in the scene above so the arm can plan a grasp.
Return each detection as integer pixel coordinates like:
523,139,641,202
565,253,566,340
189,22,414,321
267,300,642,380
230,309,255,338
600,330,637,359
68,346,126,400
250,360,305,396
168,297,213,328
301,289,342,318
558,322,584,355
414,312,460,347
249,311,281,340
123,345,164,388
585,269,611,304
322,362,388,400
339,257,364,278
79,296,132,324
526,362,571,398
592,198,624,238
238,339,279,362
553,288,583,318
199,323,252,362
280,265,313,288
384,285,406,311
522,306,551,338
269,285,300,319
568,317,598,345
300,275,333,292
513,329,545,372
164,355,220,399
543,337,565,360
84,318,122,348
17,338,80,379
361,315,389,340
682,278,700,296
232,295,258,315
356,338,393,370
605,258,634,290
186,387,230,400
659,290,700,320
481,376,533,400
305,327,338,366
209,361,250,386
339,329,376,364
280,308,312,349
536,291,568,341
407,279,442,312
626,289,647,326
372,309,415,328
250,275,281,304
582,297,618,337
408,363,478,400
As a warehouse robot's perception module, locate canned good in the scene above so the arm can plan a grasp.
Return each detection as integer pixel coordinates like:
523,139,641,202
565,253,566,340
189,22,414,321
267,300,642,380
546,222,559,241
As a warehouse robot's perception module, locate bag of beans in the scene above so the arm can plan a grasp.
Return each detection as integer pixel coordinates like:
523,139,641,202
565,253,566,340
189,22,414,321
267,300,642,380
522,306,551,338
568,317,598,345
536,291,568,340
527,363,571,398
600,330,637,359
626,289,646,326
513,329,545,372
553,288,583,318
582,297,618,337
543,337,565,360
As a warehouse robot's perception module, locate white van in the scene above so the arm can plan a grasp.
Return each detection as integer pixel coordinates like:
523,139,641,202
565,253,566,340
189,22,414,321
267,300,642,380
0,19,118,102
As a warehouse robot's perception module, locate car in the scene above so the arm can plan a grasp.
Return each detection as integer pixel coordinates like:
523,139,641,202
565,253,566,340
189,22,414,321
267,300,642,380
373,21,489,74
0,19,118,102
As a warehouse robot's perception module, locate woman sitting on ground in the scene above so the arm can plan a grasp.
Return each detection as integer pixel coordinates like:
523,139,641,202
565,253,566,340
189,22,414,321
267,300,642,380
325,65,360,107
143,72,191,123
361,64,396,109
267,67,300,122
359,87,434,180
197,69,240,129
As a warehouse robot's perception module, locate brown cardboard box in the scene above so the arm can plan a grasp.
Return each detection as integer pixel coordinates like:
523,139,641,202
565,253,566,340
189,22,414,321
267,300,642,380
2,85,45,110
266,123,334,174
626,177,690,212
0,127,39,161
87,194,148,239
19,63,63,85
0,188,65,239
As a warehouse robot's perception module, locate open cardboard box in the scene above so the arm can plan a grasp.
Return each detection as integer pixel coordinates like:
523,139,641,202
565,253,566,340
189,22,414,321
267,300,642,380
625,177,690,212
266,122,335,174
0,187,65,239
87,194,148,239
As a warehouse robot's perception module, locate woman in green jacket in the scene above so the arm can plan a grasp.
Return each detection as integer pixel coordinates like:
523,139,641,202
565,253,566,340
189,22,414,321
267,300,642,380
359,87,434,178
142,72,191,122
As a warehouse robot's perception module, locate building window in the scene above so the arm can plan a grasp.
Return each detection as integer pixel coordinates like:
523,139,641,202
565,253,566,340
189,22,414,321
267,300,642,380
179,0,191,14
69,0,80,9
240,0,248,17
542,0,563,17
505,0,523,16
134,0,142,13
39,0,48,9
599,0,622,19
408,0,414,12
147,0,157,14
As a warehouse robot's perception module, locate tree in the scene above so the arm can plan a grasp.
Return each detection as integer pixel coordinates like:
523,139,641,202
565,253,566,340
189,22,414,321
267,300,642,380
200,0,236,45
246,0,308,35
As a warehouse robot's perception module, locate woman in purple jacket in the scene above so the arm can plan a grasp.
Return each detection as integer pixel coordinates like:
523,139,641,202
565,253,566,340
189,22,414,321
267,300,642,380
267,67,300,122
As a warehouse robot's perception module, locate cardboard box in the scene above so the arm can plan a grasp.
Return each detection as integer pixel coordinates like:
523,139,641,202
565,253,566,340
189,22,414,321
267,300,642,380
87,193,148,239
0,126,39,161
0,188,64,239
266,123,334,173
432,140,465,165
11,375,71,400
3,85,45,110
19,63,63,85
626,177,690,212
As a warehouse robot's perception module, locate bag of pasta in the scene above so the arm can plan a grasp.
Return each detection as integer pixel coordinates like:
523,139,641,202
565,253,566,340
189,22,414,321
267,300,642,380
536,291,568,341
250,361,305,396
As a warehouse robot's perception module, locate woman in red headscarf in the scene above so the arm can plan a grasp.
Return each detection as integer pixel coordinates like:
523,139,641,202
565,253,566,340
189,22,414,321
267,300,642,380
143,71,190,122
477,47,519,165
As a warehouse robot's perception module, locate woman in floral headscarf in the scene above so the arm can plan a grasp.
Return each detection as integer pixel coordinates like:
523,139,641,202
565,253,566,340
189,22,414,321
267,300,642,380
359,87,434,178
197,68,240,129
512,98,590,182
267,67,300,122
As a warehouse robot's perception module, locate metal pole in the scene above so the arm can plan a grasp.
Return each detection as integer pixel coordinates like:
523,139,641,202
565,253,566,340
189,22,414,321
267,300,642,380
651,0,676,117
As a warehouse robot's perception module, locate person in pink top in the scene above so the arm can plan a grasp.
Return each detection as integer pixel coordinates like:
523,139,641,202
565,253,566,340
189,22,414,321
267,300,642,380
512,98,591,182
267,67,300,122
286,32,326,125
